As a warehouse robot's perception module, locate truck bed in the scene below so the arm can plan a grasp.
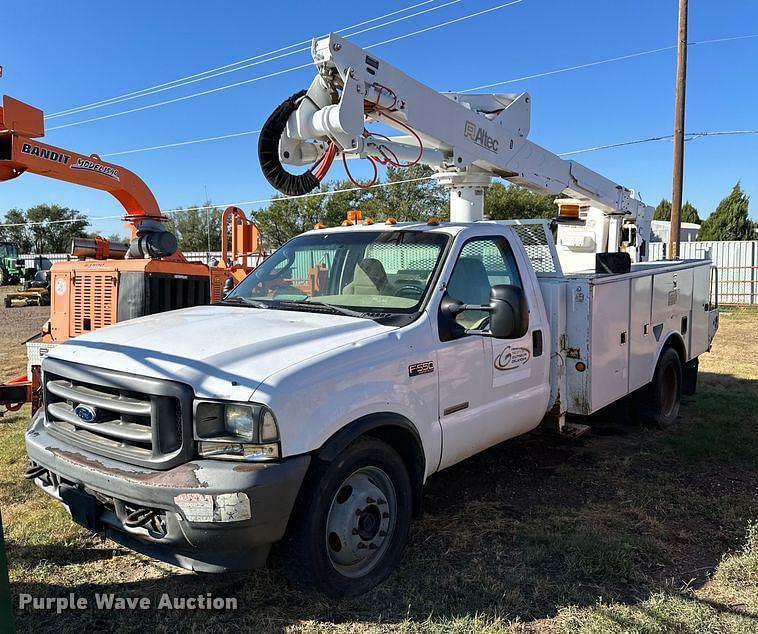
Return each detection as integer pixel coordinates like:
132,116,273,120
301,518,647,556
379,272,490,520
539,259,716,415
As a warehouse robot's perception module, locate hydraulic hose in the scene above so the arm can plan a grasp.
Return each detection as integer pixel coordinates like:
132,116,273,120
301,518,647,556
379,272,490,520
258,89,322,196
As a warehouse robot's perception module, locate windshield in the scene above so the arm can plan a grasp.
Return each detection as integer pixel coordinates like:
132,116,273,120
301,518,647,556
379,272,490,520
228,230,449,316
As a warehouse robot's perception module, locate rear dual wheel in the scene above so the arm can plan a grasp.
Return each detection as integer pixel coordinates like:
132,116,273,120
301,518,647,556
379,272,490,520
281,437,412,598
634,347,682,428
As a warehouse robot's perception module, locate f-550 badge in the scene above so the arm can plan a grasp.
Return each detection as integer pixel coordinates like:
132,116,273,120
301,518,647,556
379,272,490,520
494,346,530,371
409,361,434,377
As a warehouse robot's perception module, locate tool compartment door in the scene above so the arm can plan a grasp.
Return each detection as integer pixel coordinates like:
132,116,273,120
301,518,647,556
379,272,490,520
589,279,631,411
690,263,713,357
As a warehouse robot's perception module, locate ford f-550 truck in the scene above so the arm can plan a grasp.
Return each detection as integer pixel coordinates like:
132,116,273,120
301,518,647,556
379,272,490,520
25,218,718,597
24,33,719,598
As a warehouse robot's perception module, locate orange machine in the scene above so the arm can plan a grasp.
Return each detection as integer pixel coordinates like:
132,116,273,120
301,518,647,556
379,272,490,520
0,95,260,413
219,206,265,286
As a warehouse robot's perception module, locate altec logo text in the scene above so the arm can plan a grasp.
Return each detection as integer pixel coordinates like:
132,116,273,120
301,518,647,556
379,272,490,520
464,121,499,153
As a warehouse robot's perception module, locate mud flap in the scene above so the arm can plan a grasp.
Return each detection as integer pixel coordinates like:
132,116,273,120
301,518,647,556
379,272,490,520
59,484,103,533
682,358,699,396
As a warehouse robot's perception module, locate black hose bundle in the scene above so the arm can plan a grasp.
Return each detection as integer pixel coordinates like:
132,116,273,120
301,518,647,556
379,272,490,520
258,89,321,196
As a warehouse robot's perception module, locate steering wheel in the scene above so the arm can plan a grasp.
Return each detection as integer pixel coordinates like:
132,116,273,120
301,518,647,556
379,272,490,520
394,284,424,300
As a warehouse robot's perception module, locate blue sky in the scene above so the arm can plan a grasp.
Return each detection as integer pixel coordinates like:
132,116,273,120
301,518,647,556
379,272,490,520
2,0,757,236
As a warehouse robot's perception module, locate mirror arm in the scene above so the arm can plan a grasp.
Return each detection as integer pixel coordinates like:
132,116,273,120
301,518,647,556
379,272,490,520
450,303,493,314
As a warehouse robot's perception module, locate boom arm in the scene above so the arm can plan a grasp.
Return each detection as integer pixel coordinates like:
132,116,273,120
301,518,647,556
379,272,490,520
0,95,180,258
261,33,654,265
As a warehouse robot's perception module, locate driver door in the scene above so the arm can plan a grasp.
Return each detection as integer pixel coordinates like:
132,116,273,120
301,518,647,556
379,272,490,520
436,234,547,469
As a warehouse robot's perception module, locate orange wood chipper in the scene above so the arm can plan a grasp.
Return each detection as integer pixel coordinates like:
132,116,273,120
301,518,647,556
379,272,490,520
0,95,263,414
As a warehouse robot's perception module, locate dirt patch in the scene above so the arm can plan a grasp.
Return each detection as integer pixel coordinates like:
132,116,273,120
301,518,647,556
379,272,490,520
0,286,49,378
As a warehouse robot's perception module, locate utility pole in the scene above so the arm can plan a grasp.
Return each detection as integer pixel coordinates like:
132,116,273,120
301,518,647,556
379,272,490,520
669,0,688,259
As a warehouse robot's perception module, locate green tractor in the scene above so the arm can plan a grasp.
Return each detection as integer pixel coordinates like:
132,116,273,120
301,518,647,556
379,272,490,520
0,242,24,286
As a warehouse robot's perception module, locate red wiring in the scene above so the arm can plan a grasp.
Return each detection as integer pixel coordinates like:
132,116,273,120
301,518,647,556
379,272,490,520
370,105,424,168
342,152,378,189
311,82,421,184
312,142,338,181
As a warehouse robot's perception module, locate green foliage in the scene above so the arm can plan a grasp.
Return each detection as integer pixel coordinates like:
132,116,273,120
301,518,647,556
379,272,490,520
654,198,700,224
0,209,29,252
484,182,557,220
167,202,222,252
654,198,671,221
0,205,90,253
254,166,448,249
360,166,447,222
681,201,701,224
698,182,755,241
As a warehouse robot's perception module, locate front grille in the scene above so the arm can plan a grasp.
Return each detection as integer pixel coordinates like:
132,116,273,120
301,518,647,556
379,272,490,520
42,357,194,469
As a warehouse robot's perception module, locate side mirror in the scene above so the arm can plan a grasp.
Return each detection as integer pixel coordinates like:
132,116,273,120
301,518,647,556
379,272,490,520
222,277,235,299
488,284,529,339
438,283,528,341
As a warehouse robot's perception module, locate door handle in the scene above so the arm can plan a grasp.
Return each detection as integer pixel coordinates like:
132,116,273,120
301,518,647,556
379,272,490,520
532,330,543,357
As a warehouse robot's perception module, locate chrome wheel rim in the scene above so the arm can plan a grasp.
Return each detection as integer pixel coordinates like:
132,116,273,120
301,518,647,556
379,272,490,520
325,466,397,578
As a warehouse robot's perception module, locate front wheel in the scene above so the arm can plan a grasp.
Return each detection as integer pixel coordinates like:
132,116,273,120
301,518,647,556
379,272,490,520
281,437,412,598
634,347,682,428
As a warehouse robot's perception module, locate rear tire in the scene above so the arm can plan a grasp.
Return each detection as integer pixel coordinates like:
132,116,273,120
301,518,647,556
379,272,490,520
635,347,682,428
280,436,412,598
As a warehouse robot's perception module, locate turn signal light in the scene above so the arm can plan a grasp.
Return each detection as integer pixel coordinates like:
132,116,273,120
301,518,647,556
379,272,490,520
575,361,587,372
386,217,397,225
364,218,375,225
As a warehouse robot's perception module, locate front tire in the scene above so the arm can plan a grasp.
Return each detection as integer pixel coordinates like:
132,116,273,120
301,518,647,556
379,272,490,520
281,436,412,598
635,347,682,428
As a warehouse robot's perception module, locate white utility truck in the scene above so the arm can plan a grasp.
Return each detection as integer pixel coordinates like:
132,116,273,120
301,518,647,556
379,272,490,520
25,34,718,598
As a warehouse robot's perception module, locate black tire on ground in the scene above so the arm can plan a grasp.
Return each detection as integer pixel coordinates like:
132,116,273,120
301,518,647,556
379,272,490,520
634,347,682,428
0,265,9,286
280,436,413,598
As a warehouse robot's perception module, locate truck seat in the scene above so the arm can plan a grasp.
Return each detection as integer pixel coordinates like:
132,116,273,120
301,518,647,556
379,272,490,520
343,258,393,295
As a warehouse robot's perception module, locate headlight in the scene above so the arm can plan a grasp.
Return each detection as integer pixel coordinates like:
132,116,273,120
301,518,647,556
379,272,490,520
194,401,280,461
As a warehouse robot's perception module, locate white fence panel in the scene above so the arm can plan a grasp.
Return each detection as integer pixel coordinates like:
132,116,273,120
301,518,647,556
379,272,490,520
649,240,758,304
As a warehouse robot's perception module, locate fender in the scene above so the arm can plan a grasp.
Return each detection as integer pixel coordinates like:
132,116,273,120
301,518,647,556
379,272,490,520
314,412,426,515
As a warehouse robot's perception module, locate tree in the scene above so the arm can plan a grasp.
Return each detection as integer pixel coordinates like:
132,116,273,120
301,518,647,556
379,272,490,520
254,166,448,248
1,205,89,253
654,198,671,221
360,166,447,221
698,183,754,241
484,183,557,220
654,198,700,224
168,202,222,252
0,209,32,252
681,201,701,224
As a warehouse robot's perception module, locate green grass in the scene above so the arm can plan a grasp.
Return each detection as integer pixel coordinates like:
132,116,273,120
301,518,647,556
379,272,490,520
1,310,756,632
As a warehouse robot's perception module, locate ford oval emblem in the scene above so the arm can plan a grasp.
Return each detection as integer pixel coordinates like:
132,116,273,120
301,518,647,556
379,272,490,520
74,404,98,422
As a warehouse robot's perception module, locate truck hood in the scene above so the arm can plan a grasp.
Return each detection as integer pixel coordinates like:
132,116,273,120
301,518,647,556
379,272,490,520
47,305,395,400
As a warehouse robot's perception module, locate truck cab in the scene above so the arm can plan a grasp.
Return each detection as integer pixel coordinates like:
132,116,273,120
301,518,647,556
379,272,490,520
24,218,716,598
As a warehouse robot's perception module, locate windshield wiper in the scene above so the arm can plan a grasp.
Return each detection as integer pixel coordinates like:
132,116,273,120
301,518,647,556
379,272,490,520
285,300,367,318
220,296,271,309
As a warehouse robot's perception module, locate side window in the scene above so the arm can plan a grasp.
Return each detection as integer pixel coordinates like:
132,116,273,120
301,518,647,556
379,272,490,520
447,236,522,328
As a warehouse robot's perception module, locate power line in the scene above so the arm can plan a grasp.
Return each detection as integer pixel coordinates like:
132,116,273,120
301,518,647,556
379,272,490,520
3,129,757,228
101,129,262,157
0,175,438,227
46,0,526,132
558,129,758,157
46,0,465,121
94,30,758,158
460,33,758,92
